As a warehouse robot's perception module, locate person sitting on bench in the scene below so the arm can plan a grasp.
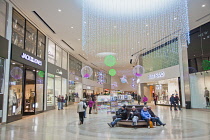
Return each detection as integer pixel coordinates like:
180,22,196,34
141,107,154,128
147,106,166,126
107,105,127,127
126,106,139,126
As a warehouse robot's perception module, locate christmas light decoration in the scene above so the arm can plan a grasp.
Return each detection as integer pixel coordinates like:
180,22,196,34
97,71,106,84
82,0,190,67
133,65,145,77
120,75,128,83
104,55,116,67
38,71,45,77
81,66,93,78
10,67,23,80
109,69,116,76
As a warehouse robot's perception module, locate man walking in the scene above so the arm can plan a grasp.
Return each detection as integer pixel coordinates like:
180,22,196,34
170,94,176,110
77,99,87,125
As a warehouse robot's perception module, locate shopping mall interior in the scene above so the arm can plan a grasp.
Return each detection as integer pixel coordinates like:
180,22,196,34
0,0,210,139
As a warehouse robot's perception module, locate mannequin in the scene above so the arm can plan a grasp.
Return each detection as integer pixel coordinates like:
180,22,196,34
204,87,209,107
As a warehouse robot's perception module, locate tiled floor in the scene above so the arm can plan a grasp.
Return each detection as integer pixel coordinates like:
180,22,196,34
0,104,210,140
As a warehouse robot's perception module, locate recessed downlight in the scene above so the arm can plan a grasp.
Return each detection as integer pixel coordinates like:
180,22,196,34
202,5,206,7
78,39,81,40
71,27,74,28
58,9,62,12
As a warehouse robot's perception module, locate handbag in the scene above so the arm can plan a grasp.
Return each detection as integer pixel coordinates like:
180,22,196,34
83,103,86,109
149,121,154,128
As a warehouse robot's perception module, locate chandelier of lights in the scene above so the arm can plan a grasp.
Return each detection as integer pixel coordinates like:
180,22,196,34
97,71,106,84
82,0,189,65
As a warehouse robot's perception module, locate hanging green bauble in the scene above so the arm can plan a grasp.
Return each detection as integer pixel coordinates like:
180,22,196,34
104,55,116,67
109,69,116,76
38,71,45,77
202,60,210,70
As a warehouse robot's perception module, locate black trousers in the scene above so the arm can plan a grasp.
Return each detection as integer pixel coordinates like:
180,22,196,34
170,103,177,110
144,118,150,126
89,107,92,114
154,100,157,105
79,112,84,124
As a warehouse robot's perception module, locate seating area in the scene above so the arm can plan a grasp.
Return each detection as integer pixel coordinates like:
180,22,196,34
112,105,148,127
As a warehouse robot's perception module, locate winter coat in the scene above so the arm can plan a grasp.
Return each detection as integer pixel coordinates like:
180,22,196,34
116,108,127,119
88,100,95,107
141,110,151,119
148,109,156,117
127,109,139,120
170,96,175,103
77,101,86,113
143,97,148,102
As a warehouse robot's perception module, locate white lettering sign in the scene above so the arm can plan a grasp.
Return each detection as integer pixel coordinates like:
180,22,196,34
21,53,42,66
56,69,62,75
148,72,165,79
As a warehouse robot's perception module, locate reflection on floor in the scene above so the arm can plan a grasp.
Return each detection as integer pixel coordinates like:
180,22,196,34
0,103,210,140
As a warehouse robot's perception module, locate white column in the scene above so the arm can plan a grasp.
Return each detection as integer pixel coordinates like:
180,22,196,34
44,37,49,111
2,2,12,123
178,38,190,108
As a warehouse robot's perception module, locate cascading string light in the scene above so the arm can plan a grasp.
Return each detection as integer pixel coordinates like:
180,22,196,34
82,0,190,72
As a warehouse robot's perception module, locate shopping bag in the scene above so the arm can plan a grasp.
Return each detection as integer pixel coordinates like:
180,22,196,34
149,121,154,128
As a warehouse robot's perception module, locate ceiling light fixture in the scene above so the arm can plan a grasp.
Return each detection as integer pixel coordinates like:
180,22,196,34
71,27,74,28
58,9,62,12
78,39,81,40
202,5,206,7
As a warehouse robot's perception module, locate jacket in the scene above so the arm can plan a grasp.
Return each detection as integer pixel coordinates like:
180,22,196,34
143,97,148,102
77,101,86,113
174,96,180,103
170,96,175,103
127,109,139,120
88,100,95,107
116,108,127,119
148,109,156,117
137,95,141,101
141,110,151,119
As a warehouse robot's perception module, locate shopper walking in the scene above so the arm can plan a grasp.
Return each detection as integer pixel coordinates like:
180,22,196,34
65,94,68,107
170,94,177,110
83,98,87,118
143,95,148,106
61,96,65,110
77,99,87,125
137,94,141,105
88,99,95,114
174,94,181,110
154,94,158,105
56,95,61,110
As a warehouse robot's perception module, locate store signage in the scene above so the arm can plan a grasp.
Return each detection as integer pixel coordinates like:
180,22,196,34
21,53,42,66
56,69,63,75
148,72,165,79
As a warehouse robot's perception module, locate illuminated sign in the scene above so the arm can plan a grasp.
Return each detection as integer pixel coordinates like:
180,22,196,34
21,53,42,66
148,72,165,79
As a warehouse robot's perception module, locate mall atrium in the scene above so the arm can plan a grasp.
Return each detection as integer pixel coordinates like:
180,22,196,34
0,0,210,139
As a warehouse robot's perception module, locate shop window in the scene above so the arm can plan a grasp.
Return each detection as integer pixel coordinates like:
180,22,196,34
55,75,61,97
8,61,23,116
25,21,37,55
36,70,44,111
62,78,67,96
12,10,25,49
0,58,4,94
37,31,45,59
47,73,55,106
55,46,62,67
0,0,6,37
62,50,67,70
48,40,55,64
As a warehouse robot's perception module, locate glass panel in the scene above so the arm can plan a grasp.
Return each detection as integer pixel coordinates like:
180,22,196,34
24,68,36,112
37,31,45,59
8,61,23,116
69,80,75,102
62,50,67,70
0,0,6,37
55,46,62,67
0,58,4,94
25,21,37,55
62,78,67,96
47,73,55,106
55,75,61,97
48,40,55,64
36,70,44,111
12,10,25,49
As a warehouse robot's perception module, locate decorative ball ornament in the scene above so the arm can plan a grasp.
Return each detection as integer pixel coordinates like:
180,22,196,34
81,66,93,78
10,67,23,80
120,75,128,83
38,71,45,77
133,65,145,77
109,69,116,76
104,55,116,67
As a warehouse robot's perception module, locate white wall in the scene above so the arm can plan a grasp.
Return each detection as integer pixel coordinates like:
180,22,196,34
190,72,210,108
75,83,83,98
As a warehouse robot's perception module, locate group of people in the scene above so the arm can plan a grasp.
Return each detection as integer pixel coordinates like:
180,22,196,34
169,94,181,111
107,105,166,129
55,95,67,110
77,98,97,125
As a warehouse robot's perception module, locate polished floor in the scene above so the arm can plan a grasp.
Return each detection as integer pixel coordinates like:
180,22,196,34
0,104,210,140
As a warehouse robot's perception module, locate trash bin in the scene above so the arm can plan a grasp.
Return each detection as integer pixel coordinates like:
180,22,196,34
185,101,191,109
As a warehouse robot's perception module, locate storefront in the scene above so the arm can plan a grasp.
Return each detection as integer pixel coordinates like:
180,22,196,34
0,35,9,123
7,9,46,122
69,75,82,103
47,63,68,110
139,65,181,106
